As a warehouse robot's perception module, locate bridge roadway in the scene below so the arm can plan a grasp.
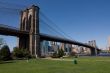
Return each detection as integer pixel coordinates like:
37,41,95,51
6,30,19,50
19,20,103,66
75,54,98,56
0,24,97,49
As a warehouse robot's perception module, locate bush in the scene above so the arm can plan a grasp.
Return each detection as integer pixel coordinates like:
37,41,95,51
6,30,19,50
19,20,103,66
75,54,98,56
13,47,23,58
0,45,11,61
58,49,64,58
51,49,64,58
51,51,58,58
0,55,2,61
13,47,31,59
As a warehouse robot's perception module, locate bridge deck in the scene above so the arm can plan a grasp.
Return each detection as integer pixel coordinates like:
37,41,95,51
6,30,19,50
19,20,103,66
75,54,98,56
0,24,96,49
0,24,28,36
40,33,95,49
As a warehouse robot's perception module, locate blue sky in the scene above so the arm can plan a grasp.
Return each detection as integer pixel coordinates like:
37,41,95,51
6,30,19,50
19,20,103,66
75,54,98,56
0,0,110,50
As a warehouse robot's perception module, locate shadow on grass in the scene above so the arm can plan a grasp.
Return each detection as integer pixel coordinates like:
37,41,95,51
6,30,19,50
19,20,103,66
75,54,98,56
0,60,15,64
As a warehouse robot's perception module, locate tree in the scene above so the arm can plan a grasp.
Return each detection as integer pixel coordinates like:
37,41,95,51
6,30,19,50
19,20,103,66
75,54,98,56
51,51,58,58
0,38,6,49
13,47,22,58
0,49,1,61
51,49,64,58
0,45,11,61
0,38,4,45
58,49,64,58
12,47,31,59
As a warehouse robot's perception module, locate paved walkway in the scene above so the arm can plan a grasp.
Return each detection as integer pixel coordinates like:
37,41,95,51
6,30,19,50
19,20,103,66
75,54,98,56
43,57,75,61
43,57,110,62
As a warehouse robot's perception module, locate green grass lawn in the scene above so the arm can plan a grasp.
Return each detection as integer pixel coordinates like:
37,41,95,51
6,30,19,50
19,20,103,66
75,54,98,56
0,57,110,73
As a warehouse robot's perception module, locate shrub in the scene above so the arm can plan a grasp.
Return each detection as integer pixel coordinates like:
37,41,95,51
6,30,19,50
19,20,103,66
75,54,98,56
0,55,2,61
51,51,58,58
58,49,64,58
12,47,31,59
51,49,64,58
13,47,23,58
0,45,11,61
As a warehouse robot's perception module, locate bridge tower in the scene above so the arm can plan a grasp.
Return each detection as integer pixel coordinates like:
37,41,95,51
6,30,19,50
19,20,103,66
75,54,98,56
19,5,40,57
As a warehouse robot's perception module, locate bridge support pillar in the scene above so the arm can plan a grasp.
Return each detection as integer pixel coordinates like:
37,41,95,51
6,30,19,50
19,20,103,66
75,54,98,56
29,34,40,57
90,48,97,56
19,5,41,57
19,35,29,50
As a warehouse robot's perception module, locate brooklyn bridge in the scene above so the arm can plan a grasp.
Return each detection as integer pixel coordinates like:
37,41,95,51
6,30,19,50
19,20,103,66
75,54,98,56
0,5,99,57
